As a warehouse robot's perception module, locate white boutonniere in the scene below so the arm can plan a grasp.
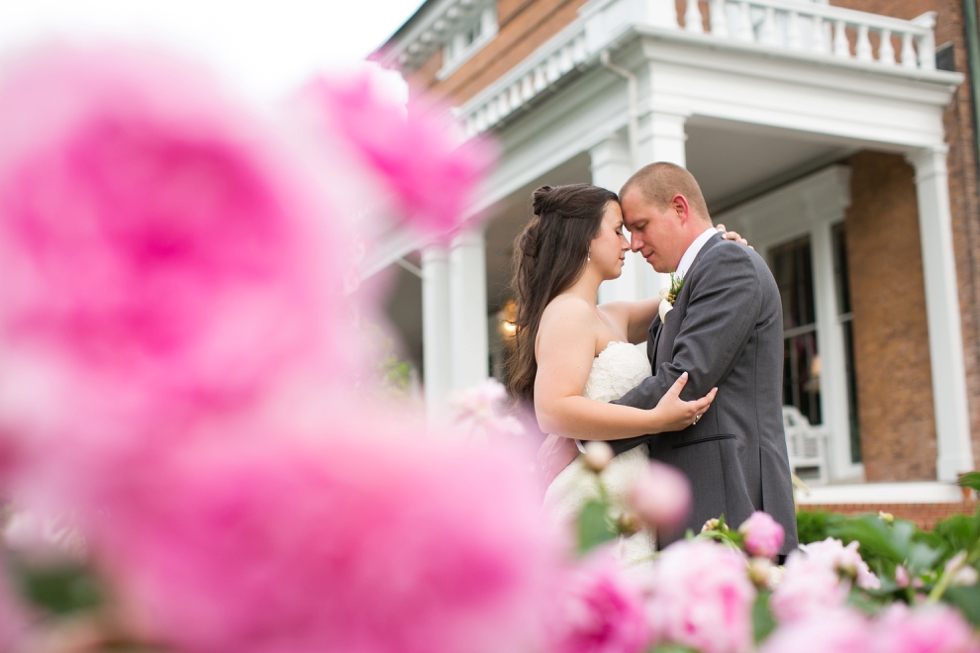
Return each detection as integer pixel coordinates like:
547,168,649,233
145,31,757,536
657,271,684,323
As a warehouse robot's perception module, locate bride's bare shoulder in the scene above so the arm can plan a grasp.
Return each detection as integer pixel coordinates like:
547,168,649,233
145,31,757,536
538,294,598,334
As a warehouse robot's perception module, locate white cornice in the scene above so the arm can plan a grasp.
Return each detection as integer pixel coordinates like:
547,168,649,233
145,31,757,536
376,0,492,72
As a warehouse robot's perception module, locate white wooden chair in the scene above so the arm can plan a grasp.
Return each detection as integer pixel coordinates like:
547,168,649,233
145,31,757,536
782,406,829,485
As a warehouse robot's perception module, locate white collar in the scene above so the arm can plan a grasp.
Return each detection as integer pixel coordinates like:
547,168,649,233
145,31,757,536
675,227,718,279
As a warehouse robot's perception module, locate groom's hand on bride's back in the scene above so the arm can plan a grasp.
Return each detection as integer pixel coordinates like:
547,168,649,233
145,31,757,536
654,372,718,432
715,223,752,249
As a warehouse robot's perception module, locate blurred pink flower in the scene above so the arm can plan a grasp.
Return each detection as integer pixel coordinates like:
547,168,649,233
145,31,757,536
895,565,910,589
546,550,650,653
760,607,872,653
645,539,755,653
56,411,559,653
739,511,784,559
298,70,495,236
0,45,353,431
626,460,691,535
451,378,525,438
0,575,26,652
769,552,847,622
801,538,880,590
872,603,980,653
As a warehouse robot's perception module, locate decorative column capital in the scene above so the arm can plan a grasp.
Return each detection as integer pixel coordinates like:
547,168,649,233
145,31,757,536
905,145,949,183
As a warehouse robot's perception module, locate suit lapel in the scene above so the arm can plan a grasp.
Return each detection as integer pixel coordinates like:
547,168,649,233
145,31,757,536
653,232,725,366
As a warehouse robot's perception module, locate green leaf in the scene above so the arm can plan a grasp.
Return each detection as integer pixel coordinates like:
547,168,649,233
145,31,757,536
906,542,945,575
828,515,912,565
943,585,980,626
13,563,103,615
957,472,980,493
577,500,617,554
648,645,699,653
752,591,777,643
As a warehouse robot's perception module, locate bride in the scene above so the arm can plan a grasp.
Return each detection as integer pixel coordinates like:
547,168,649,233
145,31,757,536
508,183,725,560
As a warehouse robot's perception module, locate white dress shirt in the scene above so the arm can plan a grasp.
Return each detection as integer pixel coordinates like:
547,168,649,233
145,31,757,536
675,227,719,280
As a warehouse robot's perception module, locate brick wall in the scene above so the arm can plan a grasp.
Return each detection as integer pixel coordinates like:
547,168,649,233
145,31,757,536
406,0,591,104
830,0,980,470
798,500,978,530
845,151,938,481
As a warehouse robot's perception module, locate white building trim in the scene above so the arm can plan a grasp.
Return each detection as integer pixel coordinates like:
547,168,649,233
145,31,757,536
795,481,965,505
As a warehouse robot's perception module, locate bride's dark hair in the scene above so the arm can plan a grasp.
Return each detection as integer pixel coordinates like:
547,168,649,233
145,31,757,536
508,183,618,405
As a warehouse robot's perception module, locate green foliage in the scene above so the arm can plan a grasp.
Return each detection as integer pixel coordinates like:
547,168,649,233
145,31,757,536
577,500,617,555
9,560,102,615
958,472,980,493
795,510,843,544
944,585,980,626
752,591,777,643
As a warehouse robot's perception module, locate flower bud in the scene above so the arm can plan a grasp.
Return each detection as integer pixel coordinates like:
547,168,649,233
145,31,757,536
878,511,894,524
895,565,910,589
583,441,614,472
627,461,691,533
747,557,775,589
739,511,785,559
701,518,721,533
953,565,979,587
616,513,641,537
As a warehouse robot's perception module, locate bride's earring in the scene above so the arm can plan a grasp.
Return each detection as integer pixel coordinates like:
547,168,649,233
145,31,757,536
587,246,591,262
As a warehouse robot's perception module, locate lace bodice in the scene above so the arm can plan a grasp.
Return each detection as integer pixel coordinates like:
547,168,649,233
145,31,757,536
583,341,652,403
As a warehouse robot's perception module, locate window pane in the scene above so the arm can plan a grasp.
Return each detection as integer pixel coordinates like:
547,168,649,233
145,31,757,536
832,222,851,315
770,235,815,330
784,331,822,425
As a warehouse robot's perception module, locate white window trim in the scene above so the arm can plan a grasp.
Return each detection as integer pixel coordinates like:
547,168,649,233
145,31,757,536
437,5,498,81
716,165,865,483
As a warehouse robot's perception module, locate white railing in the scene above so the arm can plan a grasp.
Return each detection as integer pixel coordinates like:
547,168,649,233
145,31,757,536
456,0,939,137
688,0,935,70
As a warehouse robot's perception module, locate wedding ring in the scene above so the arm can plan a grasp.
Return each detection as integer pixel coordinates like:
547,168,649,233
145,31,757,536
693,414,701,425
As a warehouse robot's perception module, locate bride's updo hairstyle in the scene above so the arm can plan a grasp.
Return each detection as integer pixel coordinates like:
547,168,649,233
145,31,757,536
508,183,617,404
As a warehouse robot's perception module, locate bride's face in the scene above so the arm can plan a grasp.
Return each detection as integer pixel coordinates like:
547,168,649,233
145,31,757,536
589,201,630,281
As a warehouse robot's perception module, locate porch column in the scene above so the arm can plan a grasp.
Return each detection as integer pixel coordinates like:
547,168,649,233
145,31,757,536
422,245,451,417
636,110,688,167
449,228,490,391
591,132,648,303
636,109,690,291
908,146,975,480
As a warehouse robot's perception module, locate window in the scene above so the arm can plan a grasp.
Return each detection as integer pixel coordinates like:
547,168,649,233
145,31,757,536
771,236,821,426
832,222,861,463
438,5,498,80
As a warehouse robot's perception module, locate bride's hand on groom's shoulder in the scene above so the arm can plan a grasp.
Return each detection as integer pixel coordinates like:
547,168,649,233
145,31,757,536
715,223,753,250
653,372,718,432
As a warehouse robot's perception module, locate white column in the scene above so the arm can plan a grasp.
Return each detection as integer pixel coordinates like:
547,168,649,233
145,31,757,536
449,228,490,391
908,146,975,480
811,222,855,480
422,245,451,418
591,132,648,304
636,109,690,290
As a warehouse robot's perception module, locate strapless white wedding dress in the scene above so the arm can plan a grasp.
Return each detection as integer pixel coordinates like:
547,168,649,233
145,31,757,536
543,341,656,564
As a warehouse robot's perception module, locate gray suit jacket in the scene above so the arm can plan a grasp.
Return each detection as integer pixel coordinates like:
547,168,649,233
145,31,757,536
611,233,798,553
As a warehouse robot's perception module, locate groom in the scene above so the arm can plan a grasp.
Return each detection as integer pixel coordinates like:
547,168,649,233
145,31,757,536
611,162,798,554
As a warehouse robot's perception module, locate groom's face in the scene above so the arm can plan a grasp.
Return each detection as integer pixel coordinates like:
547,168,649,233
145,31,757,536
621,190,684,273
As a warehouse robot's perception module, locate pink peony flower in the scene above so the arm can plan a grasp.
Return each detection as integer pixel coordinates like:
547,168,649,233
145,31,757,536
451,378,525,439
626,461,691,535
760,607,872,653
872,603,980,653
0,45,354,433
801,538,880,590
297,69,495,236
769,551,848,622
739,511,785,559
546,549,650,653
40,410,560,653
645,539,755,653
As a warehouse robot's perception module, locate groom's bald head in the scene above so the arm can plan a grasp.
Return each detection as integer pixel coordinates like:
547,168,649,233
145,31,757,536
620,162,711,223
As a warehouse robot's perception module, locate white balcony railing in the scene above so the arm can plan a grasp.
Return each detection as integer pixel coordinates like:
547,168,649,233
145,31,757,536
456,0,939,138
